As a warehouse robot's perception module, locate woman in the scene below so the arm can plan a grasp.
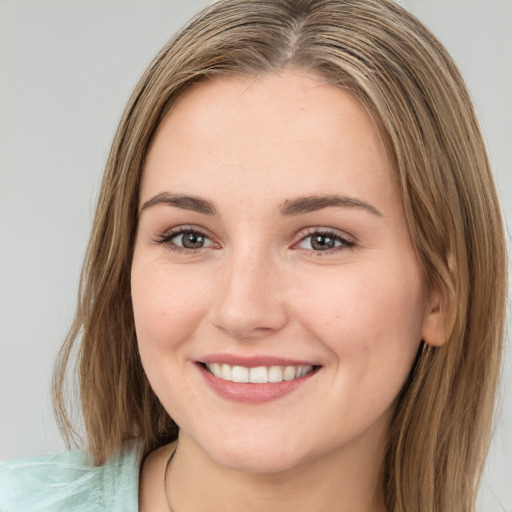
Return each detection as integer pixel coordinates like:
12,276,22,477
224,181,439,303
1,1,506,511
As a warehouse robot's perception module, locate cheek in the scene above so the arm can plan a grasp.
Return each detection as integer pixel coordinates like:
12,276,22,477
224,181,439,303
292,262,426,381
130,255,220,421
130,258,211,365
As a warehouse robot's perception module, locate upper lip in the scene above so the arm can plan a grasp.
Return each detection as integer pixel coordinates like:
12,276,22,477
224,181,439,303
196,354,321,368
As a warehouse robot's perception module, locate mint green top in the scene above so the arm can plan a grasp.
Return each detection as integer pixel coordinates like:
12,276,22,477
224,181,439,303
0,447,140,511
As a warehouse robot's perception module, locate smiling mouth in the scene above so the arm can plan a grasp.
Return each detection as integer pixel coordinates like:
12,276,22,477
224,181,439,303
201,362,318,383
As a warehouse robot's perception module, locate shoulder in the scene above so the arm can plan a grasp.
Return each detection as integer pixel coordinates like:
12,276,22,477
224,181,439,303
0,446,140,512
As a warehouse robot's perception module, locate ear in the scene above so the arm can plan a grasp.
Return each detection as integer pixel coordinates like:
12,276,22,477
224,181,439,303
421,290,450,347
422,251,457,347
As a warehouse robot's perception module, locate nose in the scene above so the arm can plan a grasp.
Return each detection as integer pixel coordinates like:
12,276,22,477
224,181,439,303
211,249,289,340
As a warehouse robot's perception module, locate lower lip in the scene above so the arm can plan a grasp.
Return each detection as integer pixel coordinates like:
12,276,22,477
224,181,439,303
197,364,318,404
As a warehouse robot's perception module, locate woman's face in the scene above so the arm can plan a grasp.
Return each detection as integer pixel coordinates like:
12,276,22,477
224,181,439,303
131,71,439,473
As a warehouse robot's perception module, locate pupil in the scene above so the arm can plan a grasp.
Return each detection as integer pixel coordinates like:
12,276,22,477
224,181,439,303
182,233,204,249
311,235,335,251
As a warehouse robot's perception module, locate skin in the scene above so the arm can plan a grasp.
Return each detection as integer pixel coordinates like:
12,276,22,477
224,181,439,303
133,70,443,512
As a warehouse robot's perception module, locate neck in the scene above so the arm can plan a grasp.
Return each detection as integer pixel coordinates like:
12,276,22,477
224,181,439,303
164,429,388,512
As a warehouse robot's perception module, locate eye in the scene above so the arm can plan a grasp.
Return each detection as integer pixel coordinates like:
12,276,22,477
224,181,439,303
154,227,216,253
172,231,212,249
296,229,355,253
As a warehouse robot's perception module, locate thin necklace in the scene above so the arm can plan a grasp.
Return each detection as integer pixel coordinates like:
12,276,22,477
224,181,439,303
164,442,179,512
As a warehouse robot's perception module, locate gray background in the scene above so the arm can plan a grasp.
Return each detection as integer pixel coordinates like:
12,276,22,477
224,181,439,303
1,1,511,510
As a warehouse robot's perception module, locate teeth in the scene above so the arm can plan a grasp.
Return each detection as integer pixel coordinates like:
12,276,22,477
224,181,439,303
204,363,314,383
249,366,268,383
209,363,222,378
231,366,249,383
221,364,231,380
283,366,296,381
268,365,283,383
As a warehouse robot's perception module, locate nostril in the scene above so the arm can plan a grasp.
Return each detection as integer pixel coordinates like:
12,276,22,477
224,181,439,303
213,323,278,341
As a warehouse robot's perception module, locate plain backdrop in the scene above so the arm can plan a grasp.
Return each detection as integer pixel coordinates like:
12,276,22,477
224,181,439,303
1,1,511,510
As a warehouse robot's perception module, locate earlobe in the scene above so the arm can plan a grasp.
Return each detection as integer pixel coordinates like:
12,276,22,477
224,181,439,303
421,293,449,347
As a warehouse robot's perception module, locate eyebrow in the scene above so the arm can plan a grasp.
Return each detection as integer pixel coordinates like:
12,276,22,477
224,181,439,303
279,195,382,217
140,192,217,215
140,192,381,217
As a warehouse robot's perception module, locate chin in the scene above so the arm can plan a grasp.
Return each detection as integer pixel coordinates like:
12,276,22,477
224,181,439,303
198,433,312,475
216,450,304,475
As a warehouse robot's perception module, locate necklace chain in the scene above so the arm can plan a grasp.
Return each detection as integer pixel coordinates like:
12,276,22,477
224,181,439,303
164,442,179,512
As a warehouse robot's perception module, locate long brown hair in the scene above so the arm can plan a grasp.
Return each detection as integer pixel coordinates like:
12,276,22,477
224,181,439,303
53,1,507,511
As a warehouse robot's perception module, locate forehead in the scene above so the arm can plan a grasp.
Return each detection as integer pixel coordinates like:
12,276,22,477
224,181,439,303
141,71,397,213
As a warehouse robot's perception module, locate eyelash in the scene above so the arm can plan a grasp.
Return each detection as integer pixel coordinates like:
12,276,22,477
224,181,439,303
296,228,356,255
153,226,214,254
153,226,355,256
